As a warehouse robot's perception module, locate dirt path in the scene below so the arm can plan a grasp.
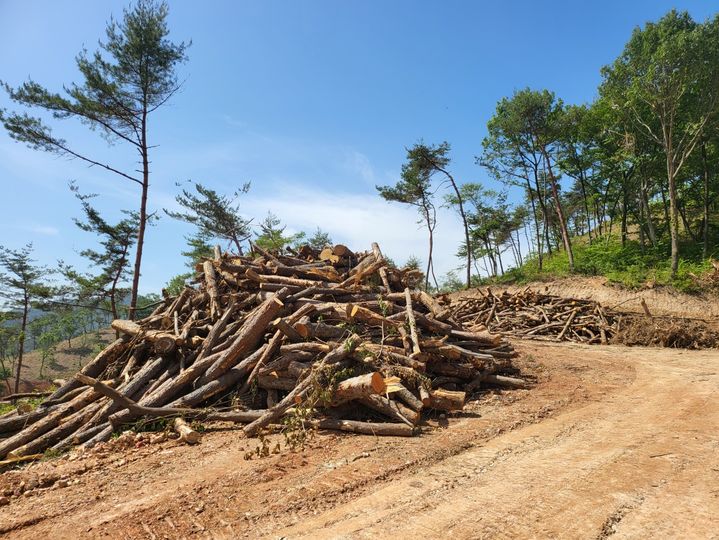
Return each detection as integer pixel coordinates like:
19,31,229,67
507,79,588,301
1,342,717,539
275,344,719,539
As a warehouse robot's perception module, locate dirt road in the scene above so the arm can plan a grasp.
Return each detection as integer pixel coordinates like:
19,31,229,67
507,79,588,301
275,344,719,539
1,342,718,539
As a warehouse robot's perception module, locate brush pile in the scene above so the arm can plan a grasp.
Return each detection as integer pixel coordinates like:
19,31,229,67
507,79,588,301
445,287,719,348
445,288,616,344
0,243,524,460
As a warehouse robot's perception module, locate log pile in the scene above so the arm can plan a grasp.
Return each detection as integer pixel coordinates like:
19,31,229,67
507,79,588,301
446,288,719,349
0,243,523,460
445,288,615,344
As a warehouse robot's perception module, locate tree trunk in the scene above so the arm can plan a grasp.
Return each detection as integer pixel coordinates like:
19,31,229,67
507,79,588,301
667,156,680,276
525,178,543,270
495,240,504,275
579,170,593,243
678,199,697,242
702,142,710,258
129,109,149,321
13,294,29,394
660,180,671,237
440,169,471,288
533,166,553,257
621,178,628,248
640,178,657,247
541,150,574,272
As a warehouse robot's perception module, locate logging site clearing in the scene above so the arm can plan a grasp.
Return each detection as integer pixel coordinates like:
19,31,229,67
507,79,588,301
1,260,718,539
3,3,719,539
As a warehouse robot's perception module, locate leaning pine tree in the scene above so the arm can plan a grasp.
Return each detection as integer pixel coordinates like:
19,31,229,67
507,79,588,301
164,181,253,255
377,146,440,290
59,182,140,321
0,0,189,319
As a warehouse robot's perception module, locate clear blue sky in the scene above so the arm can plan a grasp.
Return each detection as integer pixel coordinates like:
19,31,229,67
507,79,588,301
0,0,716,292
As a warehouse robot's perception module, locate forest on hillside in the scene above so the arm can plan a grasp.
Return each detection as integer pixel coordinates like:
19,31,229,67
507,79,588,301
0,2,718,395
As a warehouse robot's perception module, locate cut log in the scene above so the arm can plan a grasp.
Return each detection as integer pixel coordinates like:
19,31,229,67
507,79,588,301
294,320,348,340
393,384,424,412
429,388,466,411
272,317,303,343
331,372,386,406
404,288,422,356
257,373,296,391
319,247,340,264
173,418,202,444
358,395,420,426
309,418,415,437
202,290,287,380
111,320,179,355
418,385,431,407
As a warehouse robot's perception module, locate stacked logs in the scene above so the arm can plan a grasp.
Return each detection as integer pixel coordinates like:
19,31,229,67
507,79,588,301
0,243,524,460
445,288,615,344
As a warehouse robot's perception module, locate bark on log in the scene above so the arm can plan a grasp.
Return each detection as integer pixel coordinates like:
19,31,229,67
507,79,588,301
294,320,348,340
257,373,297,391
173,417,201,444
111,320,179,355
404,288,422,356
359,394,420,426
393,384,424,412
309,418,415,436
42,338,128,404
429,388,466,411
202,290,287,380
330,372,386,406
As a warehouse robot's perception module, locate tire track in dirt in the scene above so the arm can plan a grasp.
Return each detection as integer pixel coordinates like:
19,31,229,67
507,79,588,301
2,343,716,539
272,346,719,539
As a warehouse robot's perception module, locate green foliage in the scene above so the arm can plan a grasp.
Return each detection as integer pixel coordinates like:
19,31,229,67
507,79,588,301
436,270,465,293
306,227,333,250
405,256,421,270
600,10,719,274
164,273,192,296
165,181,252,255
0,403,14,415
377,142,449,289
0,0,190,317
0,244,55,392
254,212,306,252
0,0,189,159
58,182,140,320
42,447,65,461
500,235,715,293
181,232,214,268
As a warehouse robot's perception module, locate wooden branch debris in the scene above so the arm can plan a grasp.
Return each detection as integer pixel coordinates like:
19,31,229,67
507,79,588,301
0,243,526,459
445,288,622,344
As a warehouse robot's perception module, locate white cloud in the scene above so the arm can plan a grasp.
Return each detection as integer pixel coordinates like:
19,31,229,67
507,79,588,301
29,225,60,236
242,183,466,279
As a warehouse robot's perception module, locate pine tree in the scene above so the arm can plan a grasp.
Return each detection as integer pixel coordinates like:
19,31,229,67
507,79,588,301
0,244,53,393
377,146,440,289
165,181,252,255
59,182,139,320
0,0,189,319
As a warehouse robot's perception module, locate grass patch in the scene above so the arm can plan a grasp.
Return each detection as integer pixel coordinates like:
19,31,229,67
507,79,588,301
493,236,716,294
